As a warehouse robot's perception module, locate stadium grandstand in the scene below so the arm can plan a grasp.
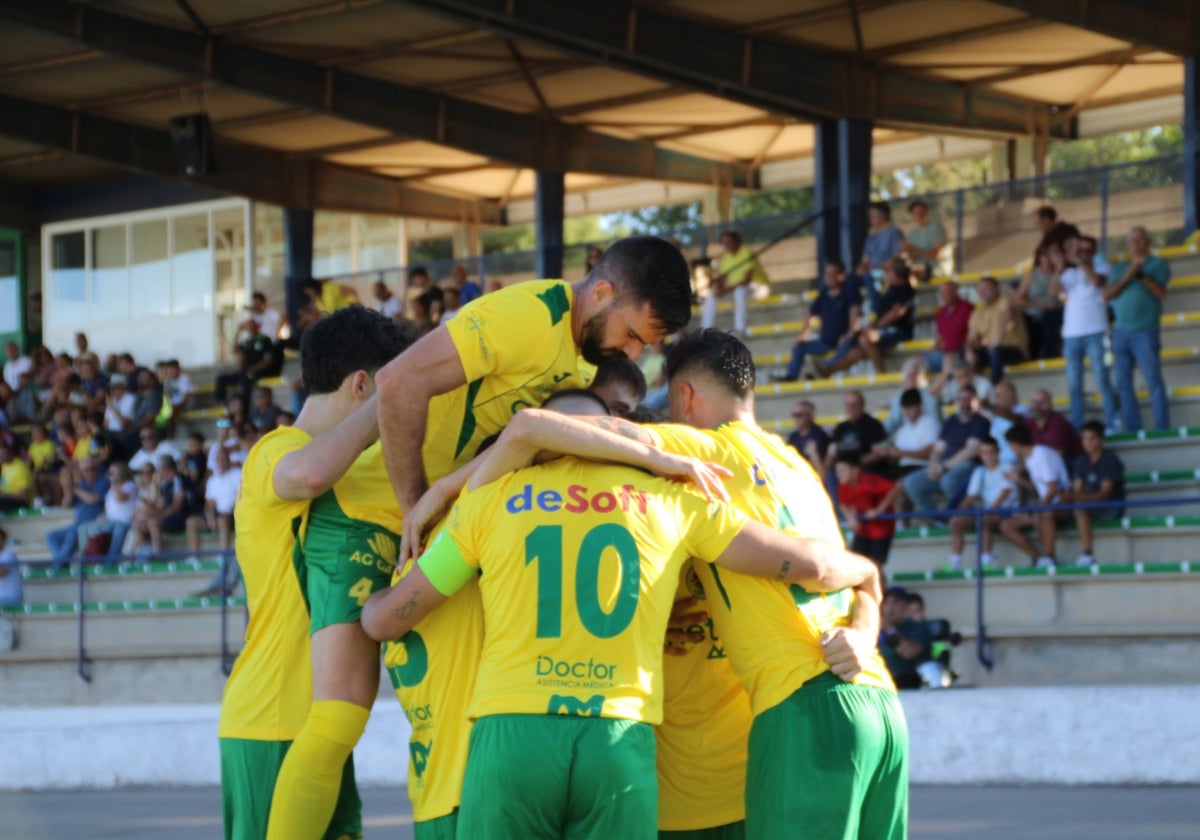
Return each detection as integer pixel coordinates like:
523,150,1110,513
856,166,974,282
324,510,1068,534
1,0,1199,837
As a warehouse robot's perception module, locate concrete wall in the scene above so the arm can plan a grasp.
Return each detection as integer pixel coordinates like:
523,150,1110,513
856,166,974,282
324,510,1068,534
3,686,1198,791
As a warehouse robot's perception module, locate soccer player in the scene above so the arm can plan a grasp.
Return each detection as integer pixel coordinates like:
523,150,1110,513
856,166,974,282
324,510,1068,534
362,441,881,840
218,307,409,840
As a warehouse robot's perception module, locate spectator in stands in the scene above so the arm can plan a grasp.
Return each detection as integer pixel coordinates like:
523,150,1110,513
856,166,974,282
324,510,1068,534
249,385,282,432
819,258,916,377
162,360,192,438
1032,206,1080,259
1023,387,1082,459
701,230,769,337
965,275,1029,384
102,373,134,443
877,388,941,481
77,461,136,563
947,436,1017,570
10,371,39,423
372,280,403,320
859,201,905,276
1051,235,1120,431
230,421,258,466
128,427,183,473
0,441,33,512
84,411,113,466
1000,424,1070,569
925,280,974,374
73,332,100,373
1107,226,1171,431
46,458,109,568
30,346,54,392
48,352,72,391
899,199,947,281
450,263,483,306
405,266,432,319
441,286,462,321
181,432,207,493
125,368,165,454
1063,421,1125,568
27,423,60,506
193,446,243,596
823,390,889,480
787,399,830,470
128,462,162,554
835,453,901,566
884,358,941,435
988,380,1022,466
1014,246,1064,359
215,319,281,406
306,277,358,315
903,385,989,519
132,456,200,558
589,356,646,419
879,586,932,690
77,357,107,408
3,342,31,393
244,291,283,343
224,394,247,430
930,358,993,409
773,259,862,382
0,526,20,609
585,245,604,272
276,410,295,427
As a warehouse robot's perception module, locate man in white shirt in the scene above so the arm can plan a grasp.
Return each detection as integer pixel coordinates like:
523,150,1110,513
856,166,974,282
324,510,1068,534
372,281,403,320
3,342,32,392
128,428,184,472
878,387,941,476
245,292,282,342
76,462,137,564
1050,236,1119,430
947,436,1017,569
1000,424,1070,568
193,446,243,597
104,374,137,435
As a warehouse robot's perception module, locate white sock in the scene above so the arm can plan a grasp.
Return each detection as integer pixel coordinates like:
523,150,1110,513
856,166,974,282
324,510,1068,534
980,552,994,566
948,553,962,570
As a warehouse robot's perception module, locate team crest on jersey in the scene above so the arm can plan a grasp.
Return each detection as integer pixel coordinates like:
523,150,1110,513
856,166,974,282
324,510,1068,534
368,532,397,564
409,739,432,778
685,566,706,600
547,694,606,717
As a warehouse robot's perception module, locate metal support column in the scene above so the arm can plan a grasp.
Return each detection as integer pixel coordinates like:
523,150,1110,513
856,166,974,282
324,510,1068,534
1185,56,1200,235
283,207,314,334
813,119,840,279
535,170,565,279
837,118,873,271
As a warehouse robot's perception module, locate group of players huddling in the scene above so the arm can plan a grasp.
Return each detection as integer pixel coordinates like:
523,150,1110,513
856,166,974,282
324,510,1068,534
218,236,909,840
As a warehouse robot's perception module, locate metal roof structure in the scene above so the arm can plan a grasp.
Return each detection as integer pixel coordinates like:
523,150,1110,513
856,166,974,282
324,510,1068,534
0,0,1190,223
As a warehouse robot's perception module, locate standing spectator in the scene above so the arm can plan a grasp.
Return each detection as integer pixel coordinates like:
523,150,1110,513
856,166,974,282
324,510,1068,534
988,380,1022,466
903,385,990,519
925,280,974,373
0,527,21,609
947,436,1017,570
1024,388,1083,459
899,199,947,281
930,358,993,409
46,458,108,568
193,446,243,596
1106,226,1170,431
449,263,483,307
820,258,916,377
249,385,282,432
701,230,769,337
1051,236,1119,431
372,281,403,320
858,201,905,275
72,332,100,373
3,342,32,393
1032,206,1080,259
823,390,889,478
879,587,932,690
877,388,941,480
835,453,901,565
1014,246,1064,359
965,275,1029,384
128,428,183,472
1063,421,1125,567
773,260,862,382
1000,424,1070,568
786,399,830,470
884,358,941,434
76,462,137,563
0,441,33,512
215,320,280,405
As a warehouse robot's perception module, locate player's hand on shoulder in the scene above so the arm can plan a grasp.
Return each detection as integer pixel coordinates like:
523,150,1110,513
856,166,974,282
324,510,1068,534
649,452,732,503
400,481,454,563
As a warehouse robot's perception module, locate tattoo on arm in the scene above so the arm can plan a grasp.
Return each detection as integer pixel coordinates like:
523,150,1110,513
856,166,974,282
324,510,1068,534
595,416,653,443
390,591,420,623
775,559,792,581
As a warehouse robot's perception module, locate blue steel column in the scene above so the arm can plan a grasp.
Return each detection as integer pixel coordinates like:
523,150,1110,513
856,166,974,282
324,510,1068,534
535,170,565,279
1184,57,1199,235
837,118,873,271
283,207,314,333
813,119,840,281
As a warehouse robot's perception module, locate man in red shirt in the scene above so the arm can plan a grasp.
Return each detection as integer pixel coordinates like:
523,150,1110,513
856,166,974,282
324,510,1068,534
836,452,903,565
1023,388,1083,459
925,281,973,373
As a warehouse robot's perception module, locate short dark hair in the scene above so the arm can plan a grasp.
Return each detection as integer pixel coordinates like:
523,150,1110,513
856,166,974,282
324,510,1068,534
1081,420,1106,438
408,266,429,283
1004,424,1033,446
978,435,999,450
1036,206,1058,221
301,305,418,395
907,199,928,212
592,356,647,403
835,452,861,468
721,230,742,247
665,328,755,399
899,388,923,409
252,291,267,304
540,388,611,415
870,201,892,219
188,432,205,444
825,258,846,274
588,236,692,333
888,258,910,281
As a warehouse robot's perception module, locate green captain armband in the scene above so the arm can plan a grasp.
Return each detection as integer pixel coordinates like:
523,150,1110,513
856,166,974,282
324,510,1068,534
417,532,477,597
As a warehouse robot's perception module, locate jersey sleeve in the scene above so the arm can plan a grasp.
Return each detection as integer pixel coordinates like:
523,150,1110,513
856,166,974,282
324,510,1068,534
440,483,493,569
682,496,750,565
444,283,565,382
645,423,729,463
243,429,310,505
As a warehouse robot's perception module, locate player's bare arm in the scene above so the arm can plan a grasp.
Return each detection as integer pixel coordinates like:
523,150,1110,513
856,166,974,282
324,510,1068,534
821,588,883,681
272,394,381,501
376,328,468,513
361,565,447,642
715,521,881,596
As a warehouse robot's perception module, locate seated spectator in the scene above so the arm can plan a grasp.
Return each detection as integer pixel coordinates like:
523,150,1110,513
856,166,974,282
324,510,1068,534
30,346,54,392
0,441,33,512
879,586,932,690
125,368,165,454
835,453,901,566
73,332,100,373
162,360,193,438
128,462,162,554
819,258,916,377
1032,205,1080,259
899,199,947,281
1106,226,1170,431
930,359,993,410
700,230,769,336
1000,424,1070,568
1063,421,1125,567
988,380,1022,466
858,201,905,276
822,391,889,481
10,371,39,424
903,385,989,519
589,356,646,419
1051,235,1119,431
77,462,137,563
229,421,259,466
0,527,20,609
1023,388,1082,459
404,266,432,316
49,352,73,391
947,436,1017,570
103,373,136,441
773,260,862,382
884,358,941,434
372,280,403,320
786,399,830,470
193,446,243,596
27,423,61,507
128,428,183,473
249,385,282,432
46,457,108,568
307,277,358,315
132,456,201,558
450,263,483,307
215,320,281,405
181,433,208,492
83,411,113,465
225,394,248,430
245,291,283,342
876,388,941,480
2,342,32,394
965,275,1029,384
441,286,463,321
924,281,974,374
1014,246,1063,359
77,357,107,409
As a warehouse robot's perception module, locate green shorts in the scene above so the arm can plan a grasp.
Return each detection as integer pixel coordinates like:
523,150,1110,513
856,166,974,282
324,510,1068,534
302,516,399,635
219,737,362,840
660,822,745,840
458,714,657,840
413,810,458,840
745,672,908,840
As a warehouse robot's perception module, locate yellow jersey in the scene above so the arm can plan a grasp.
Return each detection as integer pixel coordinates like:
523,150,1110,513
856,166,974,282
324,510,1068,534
0,458,32,498
218,426,314,741
656,566,753,832
422,280,591,479
314,443,403,536
646,422,894,716
28,440,58,471
427,458,749,724
718,245,769,289
72,435,94,462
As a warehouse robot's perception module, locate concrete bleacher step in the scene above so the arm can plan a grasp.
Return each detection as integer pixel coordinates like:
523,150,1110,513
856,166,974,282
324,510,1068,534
0,655,237,706
19,560,227,603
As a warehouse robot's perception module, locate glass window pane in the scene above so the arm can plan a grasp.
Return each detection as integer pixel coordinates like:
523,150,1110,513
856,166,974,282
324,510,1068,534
357,215,401,271
313,211,353,276
213,207,247,314
130,220,170,318
172,213,210,315
90,225,128,321
49,231,87,325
